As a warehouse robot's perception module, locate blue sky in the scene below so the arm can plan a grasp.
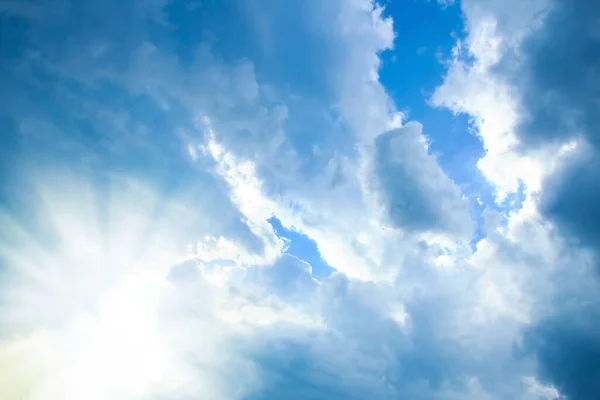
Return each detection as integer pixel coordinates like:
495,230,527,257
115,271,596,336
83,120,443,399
1,0,599,399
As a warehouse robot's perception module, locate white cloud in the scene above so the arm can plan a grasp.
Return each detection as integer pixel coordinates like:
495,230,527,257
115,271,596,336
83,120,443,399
431,0,552,201
523,376,561,399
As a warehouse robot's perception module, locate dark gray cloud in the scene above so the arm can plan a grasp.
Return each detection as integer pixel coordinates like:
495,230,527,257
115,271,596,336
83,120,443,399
507,0,600,262
375,122,473,238
499,0,600,398
522,304,600,400
539,147,600,248
510,0,600,149
506,0,600,247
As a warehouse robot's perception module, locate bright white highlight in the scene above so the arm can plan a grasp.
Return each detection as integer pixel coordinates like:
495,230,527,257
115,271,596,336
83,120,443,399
0,172,195,398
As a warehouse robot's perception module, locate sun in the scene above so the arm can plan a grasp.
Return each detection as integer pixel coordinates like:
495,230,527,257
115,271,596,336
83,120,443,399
0,172,194,399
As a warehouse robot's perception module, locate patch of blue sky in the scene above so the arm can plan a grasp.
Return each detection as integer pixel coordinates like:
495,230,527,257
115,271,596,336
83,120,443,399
268,216,334,280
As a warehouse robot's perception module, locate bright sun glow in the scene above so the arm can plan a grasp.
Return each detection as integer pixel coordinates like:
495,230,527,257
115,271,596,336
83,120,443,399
0,172,193,399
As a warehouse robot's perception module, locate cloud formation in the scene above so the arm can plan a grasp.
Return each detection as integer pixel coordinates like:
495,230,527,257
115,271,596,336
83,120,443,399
375,122,473,238
434,0,600,398
1,0,598,399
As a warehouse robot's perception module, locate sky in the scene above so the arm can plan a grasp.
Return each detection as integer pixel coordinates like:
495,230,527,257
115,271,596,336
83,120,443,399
0,0,599,399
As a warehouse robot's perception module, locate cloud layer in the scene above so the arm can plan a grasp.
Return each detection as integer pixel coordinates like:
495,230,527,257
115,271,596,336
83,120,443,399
0,0,598,399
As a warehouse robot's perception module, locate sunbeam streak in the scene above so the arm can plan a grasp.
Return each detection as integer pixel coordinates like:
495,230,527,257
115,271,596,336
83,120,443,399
0,172,199,398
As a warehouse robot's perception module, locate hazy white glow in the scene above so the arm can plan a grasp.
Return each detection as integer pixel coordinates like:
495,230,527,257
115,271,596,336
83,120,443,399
0,172,198,398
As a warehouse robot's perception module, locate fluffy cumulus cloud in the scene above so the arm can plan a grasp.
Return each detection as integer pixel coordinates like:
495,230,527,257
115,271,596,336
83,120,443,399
375,122,472,238
0,0,598,399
